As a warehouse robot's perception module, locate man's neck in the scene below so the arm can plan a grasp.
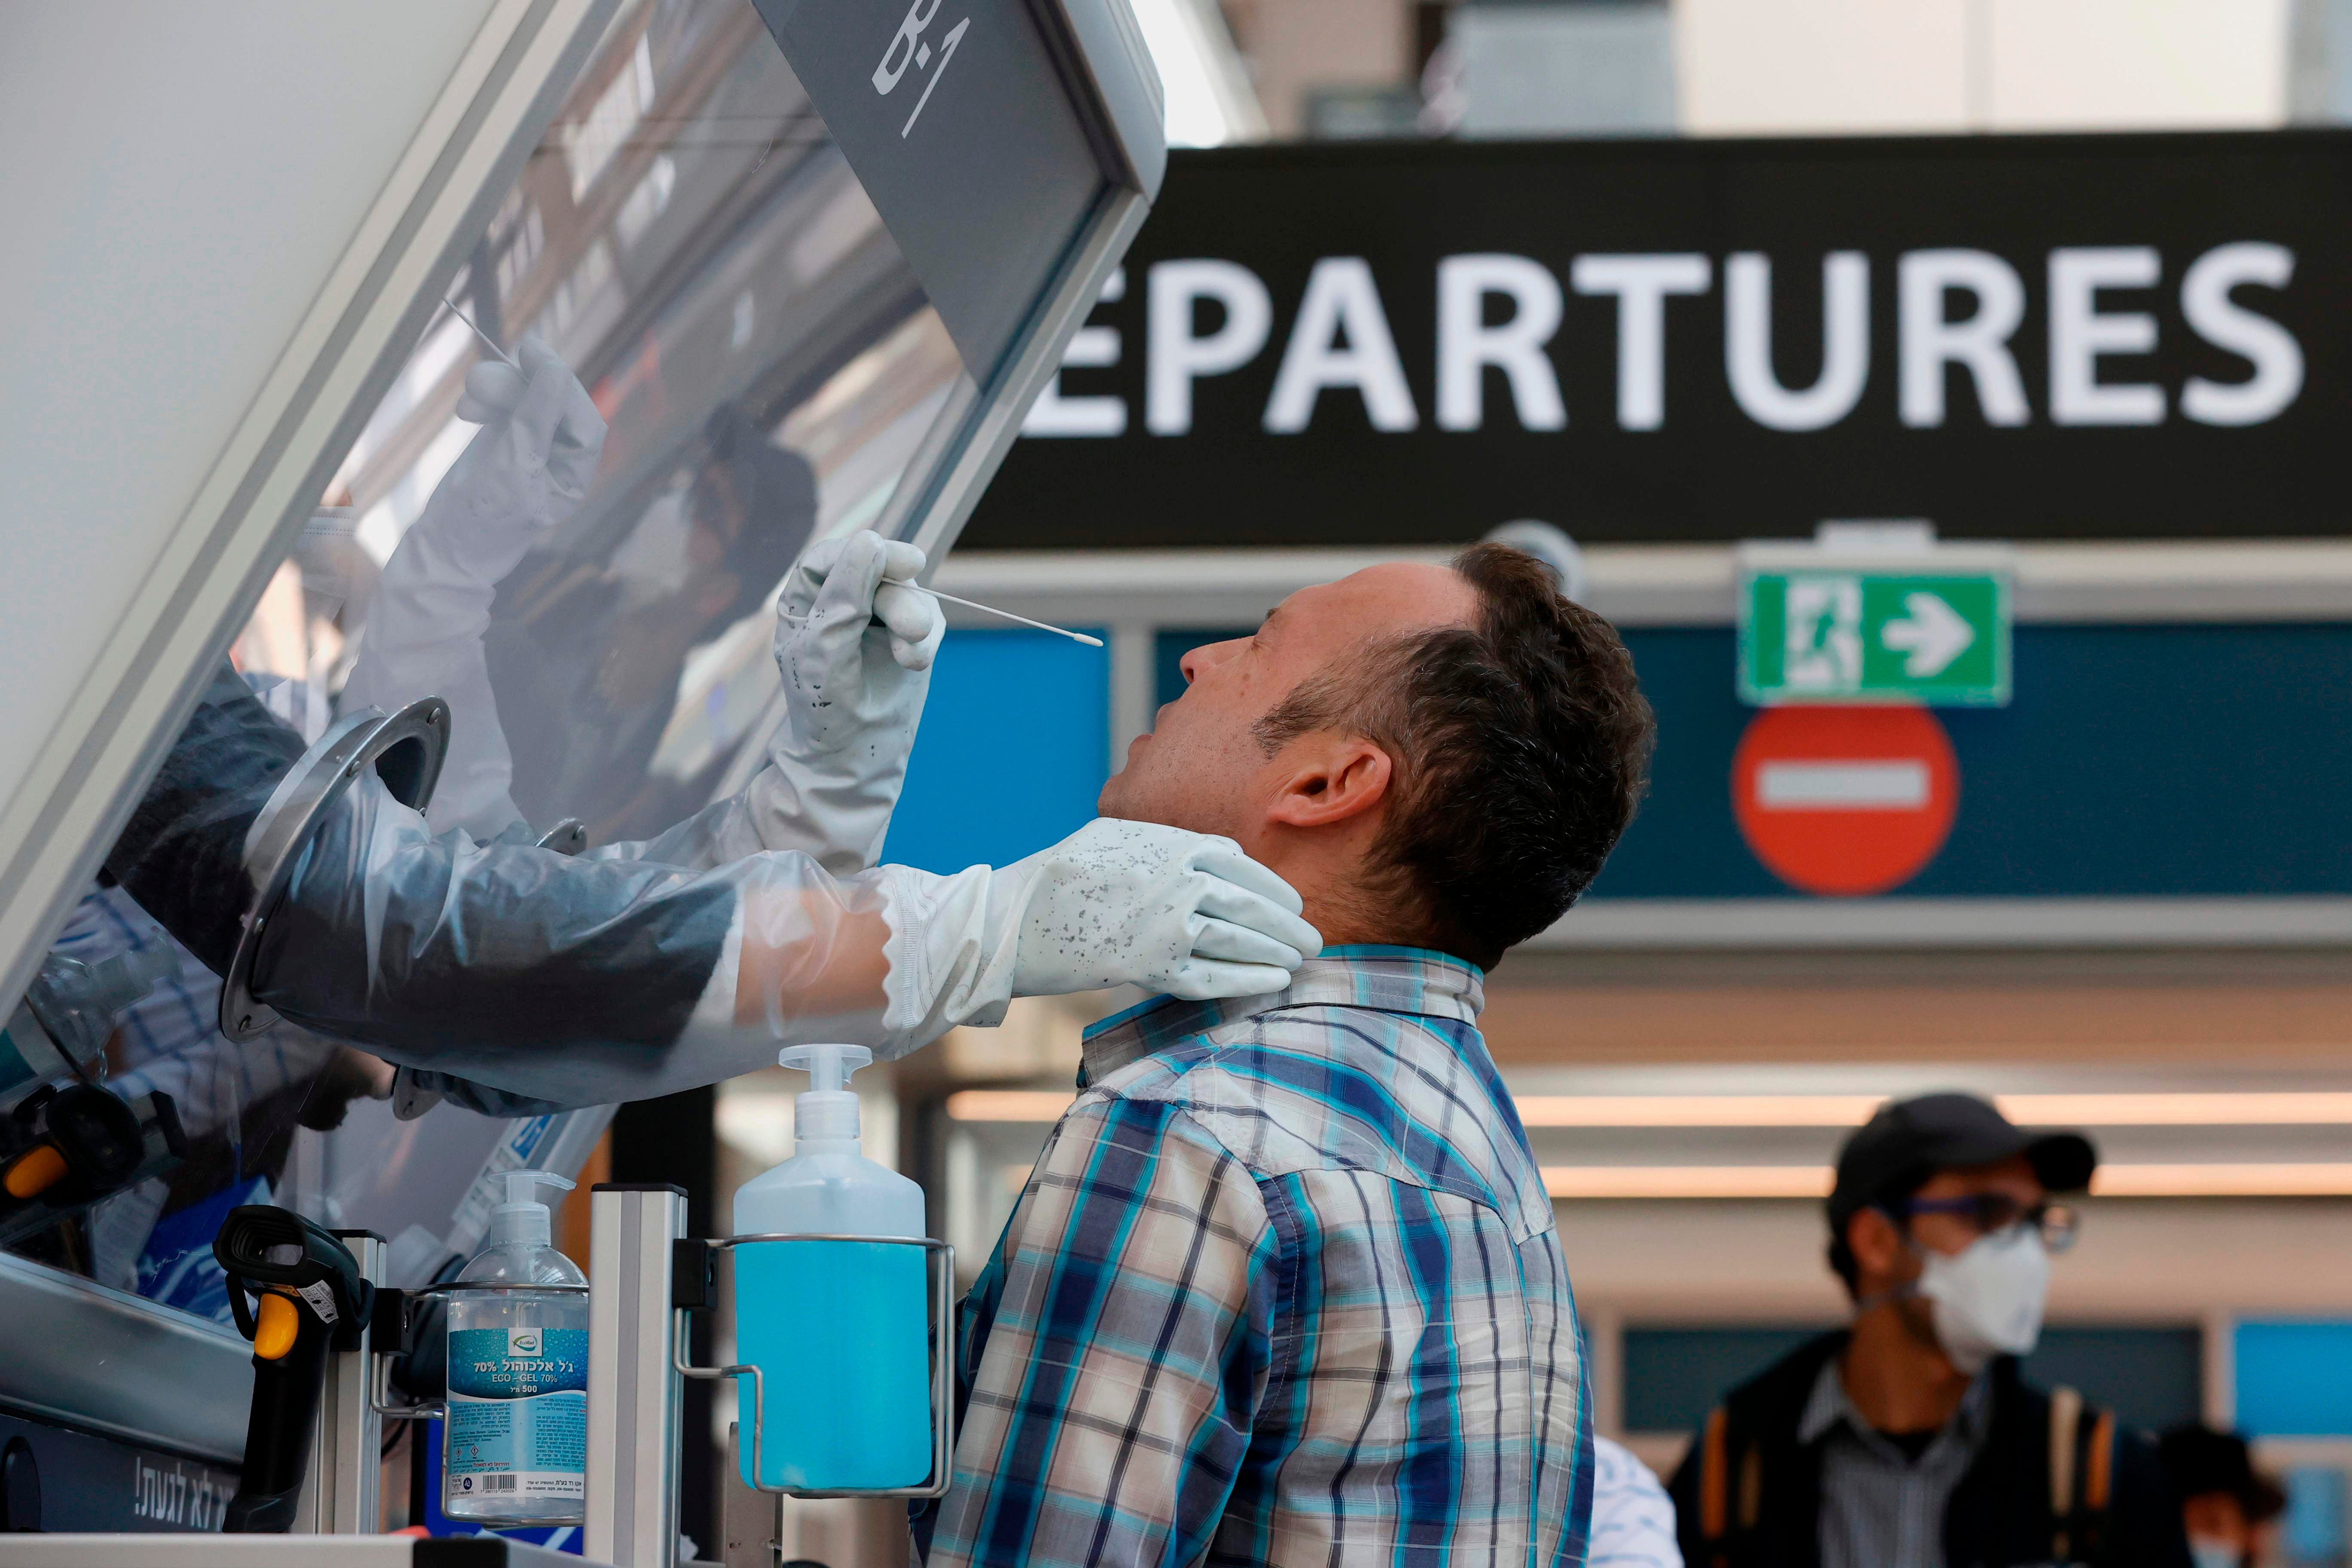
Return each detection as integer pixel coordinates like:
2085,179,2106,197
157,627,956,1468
1839,1302,1974,1435
1247,832,1410,954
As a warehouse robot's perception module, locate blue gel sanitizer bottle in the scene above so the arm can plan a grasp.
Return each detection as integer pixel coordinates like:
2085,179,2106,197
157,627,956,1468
731,1044,930,1492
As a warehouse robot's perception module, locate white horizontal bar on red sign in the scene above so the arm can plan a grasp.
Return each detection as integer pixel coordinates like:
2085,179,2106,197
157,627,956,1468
1756,760,1931,809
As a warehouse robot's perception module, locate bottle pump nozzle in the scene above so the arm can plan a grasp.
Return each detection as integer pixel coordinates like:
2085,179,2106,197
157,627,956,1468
777,1044,871,1141
487,1168,575,1250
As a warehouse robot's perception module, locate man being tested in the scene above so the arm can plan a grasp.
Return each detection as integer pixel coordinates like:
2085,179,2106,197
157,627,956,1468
914,543,1656,1566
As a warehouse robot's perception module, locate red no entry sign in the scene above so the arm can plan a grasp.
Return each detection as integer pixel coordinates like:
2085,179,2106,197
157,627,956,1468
1732,706,1960,896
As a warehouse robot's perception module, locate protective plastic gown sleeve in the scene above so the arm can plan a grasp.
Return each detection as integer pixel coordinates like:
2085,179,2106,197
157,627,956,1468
103,665,896,1108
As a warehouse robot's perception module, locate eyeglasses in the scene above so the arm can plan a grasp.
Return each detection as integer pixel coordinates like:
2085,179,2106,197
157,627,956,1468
1891,1195,2080,1253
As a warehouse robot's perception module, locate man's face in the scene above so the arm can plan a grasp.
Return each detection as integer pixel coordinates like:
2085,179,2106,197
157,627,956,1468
1868,1154,2048,1353
1096,562,1477,836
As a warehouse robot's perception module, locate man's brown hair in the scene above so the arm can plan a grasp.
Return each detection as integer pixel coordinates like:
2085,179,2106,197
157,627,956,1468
1253,542,1655,969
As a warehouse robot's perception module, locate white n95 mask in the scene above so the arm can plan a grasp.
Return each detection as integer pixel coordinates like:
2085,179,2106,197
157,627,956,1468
1914,1224,2052,1375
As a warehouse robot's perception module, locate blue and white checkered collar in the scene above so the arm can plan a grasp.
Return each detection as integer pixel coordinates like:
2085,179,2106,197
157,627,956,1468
1078,946,1485,1087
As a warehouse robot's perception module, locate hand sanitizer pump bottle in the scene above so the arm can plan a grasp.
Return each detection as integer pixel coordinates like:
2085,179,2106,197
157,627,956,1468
732,1044,930,1491
444,1169,589,1524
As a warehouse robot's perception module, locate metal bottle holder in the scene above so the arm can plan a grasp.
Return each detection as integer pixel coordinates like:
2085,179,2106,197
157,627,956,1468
368,1280,596,1427
673,1233,956,1500
369,1278,597,1402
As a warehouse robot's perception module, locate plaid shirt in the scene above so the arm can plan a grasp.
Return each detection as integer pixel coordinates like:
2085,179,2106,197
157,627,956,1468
912,947,1595,1568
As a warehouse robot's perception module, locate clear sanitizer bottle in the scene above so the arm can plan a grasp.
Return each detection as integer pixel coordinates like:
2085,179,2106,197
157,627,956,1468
444,1170,589,1525
732,1044,930,1491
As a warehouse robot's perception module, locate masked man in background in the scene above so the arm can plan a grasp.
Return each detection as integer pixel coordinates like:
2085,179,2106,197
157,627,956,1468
1670,1093,2191,1568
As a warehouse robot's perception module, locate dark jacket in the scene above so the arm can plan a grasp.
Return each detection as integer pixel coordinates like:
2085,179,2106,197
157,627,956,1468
1666,1332,2193,1568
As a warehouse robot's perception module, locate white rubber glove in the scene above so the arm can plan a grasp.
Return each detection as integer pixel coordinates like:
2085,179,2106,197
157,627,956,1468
340,334,605,839
878,818,1324,1049
744,530,945,875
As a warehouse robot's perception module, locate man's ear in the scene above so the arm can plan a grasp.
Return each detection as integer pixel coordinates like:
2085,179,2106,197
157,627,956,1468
1265,735,1394,830
1847,1207,1910,1294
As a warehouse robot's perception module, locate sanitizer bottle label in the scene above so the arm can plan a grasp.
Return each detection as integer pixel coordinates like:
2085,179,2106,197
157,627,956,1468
446,1327,588,1501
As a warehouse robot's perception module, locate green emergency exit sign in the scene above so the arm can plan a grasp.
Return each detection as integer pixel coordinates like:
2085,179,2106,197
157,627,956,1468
1740,559,2012,707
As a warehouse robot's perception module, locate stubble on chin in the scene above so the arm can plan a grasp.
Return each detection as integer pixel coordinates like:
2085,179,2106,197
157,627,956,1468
1097,761,1207,836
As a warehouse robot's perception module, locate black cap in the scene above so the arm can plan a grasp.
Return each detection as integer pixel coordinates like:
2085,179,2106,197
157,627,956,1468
1828,1092,2098,1238
2159,1426,2287,1522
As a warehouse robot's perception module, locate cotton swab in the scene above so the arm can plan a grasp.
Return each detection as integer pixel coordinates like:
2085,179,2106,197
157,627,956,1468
441,297,520,369
895,583,1104,647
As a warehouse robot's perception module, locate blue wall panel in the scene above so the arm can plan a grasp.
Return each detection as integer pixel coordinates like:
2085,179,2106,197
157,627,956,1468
882,628,1110,875
2237,1321,2352,1436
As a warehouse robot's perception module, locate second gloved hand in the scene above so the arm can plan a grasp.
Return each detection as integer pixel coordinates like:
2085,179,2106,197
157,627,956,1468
878,818,1323,1049
1002,819,1321,999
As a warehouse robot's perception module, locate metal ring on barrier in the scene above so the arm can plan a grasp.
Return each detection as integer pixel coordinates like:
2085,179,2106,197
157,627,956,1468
674,1233,956,1500
536,818,588,856
218,696,450,1041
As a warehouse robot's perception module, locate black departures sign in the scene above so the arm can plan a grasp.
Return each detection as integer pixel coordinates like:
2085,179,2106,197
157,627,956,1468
963,132,2352,549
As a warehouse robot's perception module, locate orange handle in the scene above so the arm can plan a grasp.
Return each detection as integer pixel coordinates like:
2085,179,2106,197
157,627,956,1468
3,1144,68,1200
254,1291,303,1360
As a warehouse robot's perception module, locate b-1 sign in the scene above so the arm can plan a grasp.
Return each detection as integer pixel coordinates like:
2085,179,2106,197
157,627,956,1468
1738,539,2012,706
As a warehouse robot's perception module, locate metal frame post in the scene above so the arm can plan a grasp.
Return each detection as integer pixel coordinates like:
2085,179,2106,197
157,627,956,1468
586,1183,688,1568
294,1230,385,1534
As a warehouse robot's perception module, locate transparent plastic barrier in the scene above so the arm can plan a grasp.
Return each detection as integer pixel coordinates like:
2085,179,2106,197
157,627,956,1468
16,0,968,1331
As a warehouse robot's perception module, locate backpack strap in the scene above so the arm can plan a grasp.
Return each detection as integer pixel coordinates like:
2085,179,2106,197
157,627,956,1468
2077,1408,2117,1565
2085,1409,2115,1511
2048,1384,2082,1561
1696,1403,1763,1568
1700,1406,1730,1546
